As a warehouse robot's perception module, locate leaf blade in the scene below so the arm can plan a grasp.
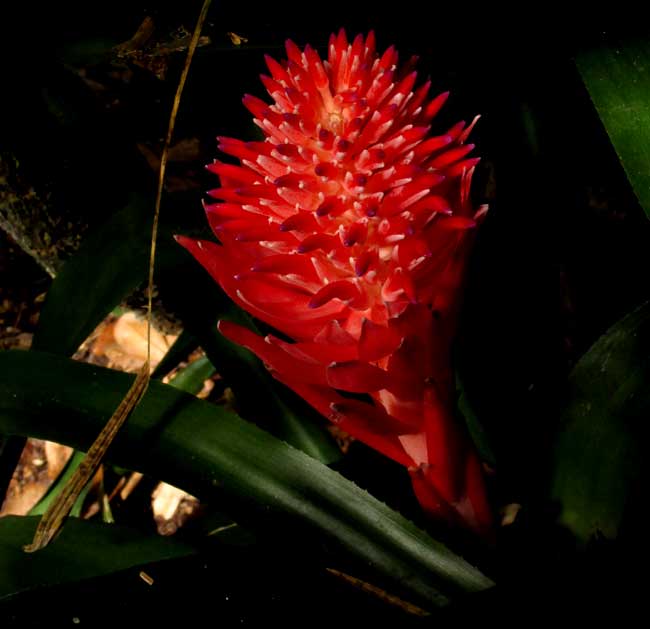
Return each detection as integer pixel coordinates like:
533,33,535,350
0,350,493,606
31,194,151,356
0,515,194,600
167,355,215,394
30,194,339,463
551,301,650,542
577,39,650,218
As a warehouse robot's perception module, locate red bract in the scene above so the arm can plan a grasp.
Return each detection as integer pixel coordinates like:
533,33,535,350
178,30,491,534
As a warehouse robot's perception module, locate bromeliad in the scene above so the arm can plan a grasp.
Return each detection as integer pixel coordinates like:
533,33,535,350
178,29,491,533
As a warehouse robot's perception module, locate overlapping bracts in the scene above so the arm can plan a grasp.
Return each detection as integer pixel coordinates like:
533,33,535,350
178,30,491,533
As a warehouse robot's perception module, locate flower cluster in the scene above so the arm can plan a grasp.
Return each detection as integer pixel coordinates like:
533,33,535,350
178,30,491,533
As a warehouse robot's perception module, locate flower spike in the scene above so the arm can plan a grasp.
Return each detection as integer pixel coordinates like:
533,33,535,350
180,30,491,535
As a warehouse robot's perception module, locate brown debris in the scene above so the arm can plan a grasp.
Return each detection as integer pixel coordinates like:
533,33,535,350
152,482,200,536
328,425,355,454
226,32,249,46
0,231,48,350
76,311,177,373
0,440,73,516
112,16,211,80
139,571,155,586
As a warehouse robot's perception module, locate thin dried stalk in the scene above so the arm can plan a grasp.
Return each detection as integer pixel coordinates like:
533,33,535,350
23,0,213,552
325,568,431,617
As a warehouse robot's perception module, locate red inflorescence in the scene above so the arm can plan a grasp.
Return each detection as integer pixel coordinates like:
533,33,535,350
178,29,491,533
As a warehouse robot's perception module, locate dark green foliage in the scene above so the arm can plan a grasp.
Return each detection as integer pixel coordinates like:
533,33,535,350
0,350,493,607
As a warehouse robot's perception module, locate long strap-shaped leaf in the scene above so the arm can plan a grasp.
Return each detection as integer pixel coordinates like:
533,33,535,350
23,363,149,552
577,38,650,219
1,516,194,600
550,301,650,542
0,350,493,607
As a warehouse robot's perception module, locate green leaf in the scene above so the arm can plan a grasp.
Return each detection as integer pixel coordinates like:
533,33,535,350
0,350,493,607
151,329,199,379
0,515,194,601
158,250,342,464
577,39,650,218
31,194,152,356
0,436,25,506
30,191,338,463
167,355,215,395
30,190,207,358
551,301,650,542
28,451,87,517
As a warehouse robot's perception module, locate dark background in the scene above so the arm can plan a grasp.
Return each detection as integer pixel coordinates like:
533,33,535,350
1,1,649,623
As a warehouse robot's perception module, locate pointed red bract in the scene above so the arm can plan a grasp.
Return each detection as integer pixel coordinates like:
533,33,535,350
180,30,491,534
